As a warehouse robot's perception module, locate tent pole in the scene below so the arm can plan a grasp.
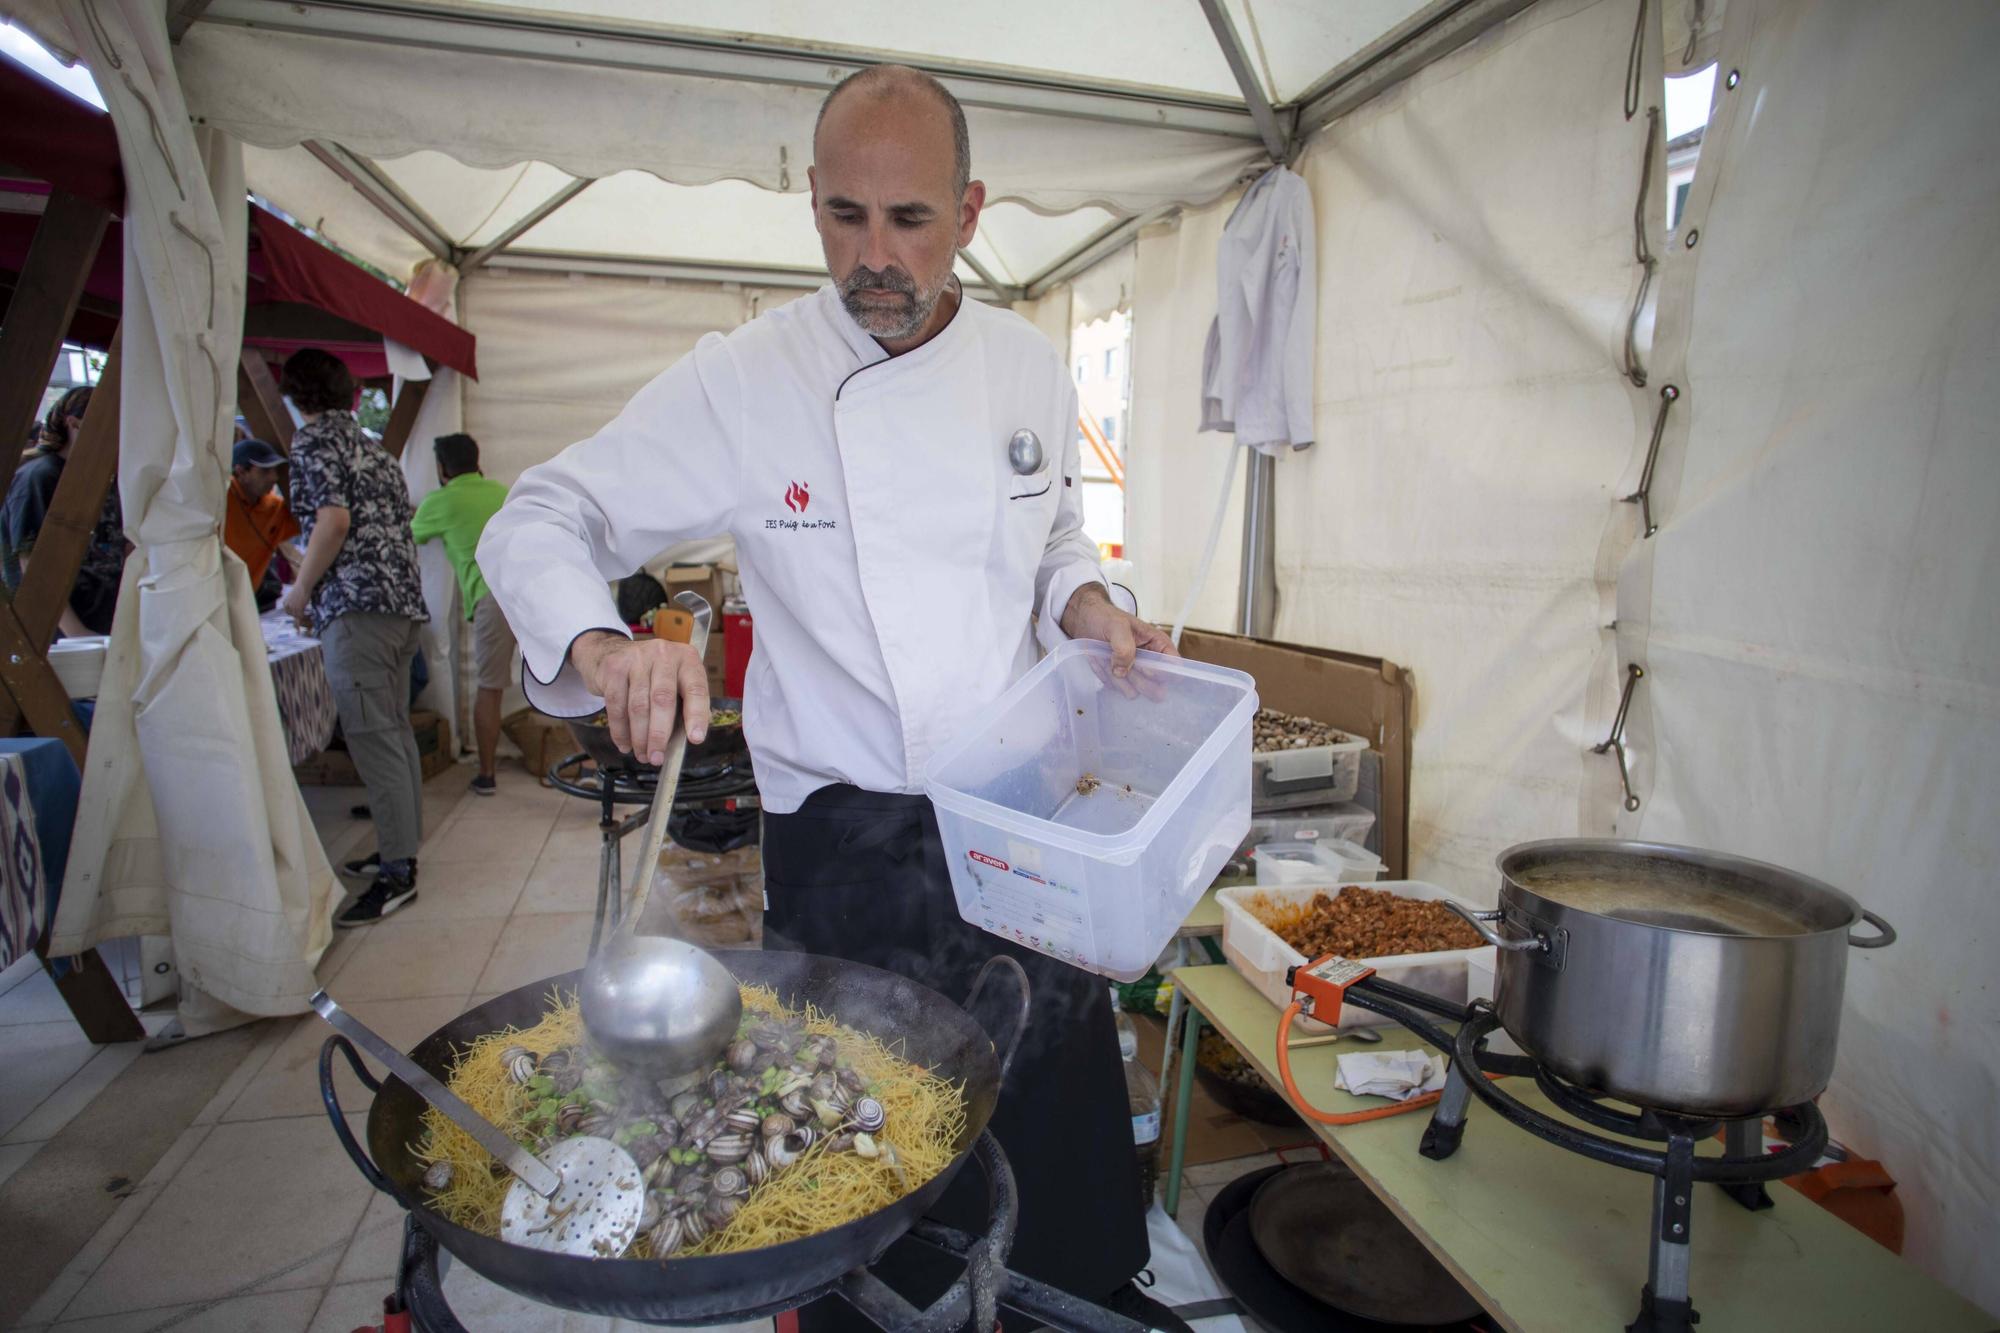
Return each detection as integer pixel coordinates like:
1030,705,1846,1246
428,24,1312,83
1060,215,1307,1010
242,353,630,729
458,177,595,273
302,141,456,263
1195,0,1291,162
380,372,432,460
0,190,111,499
1236,450,1277,638
955,250,1022,304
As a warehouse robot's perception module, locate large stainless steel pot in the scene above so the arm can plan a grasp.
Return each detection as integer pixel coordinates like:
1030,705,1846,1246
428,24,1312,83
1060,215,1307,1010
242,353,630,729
1445,839,1895,1118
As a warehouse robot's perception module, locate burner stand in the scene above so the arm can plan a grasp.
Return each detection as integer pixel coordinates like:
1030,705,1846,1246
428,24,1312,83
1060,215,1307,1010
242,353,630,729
1412,1005,1826,1333
384,1133,1148,1333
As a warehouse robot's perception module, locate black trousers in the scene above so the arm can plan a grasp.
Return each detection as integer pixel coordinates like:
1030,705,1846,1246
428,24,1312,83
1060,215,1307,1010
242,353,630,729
763,785,1149,1332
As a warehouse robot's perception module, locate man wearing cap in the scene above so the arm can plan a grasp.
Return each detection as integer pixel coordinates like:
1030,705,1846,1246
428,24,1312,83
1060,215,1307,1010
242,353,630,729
224,438,302,596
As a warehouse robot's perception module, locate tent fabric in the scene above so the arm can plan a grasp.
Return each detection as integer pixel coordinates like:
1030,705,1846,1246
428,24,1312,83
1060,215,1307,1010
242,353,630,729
1132,0,1648,890
44,0,337,1034
0,54,121,212
1603,0,2000,1308
176,25,1268,223
248,206,478,378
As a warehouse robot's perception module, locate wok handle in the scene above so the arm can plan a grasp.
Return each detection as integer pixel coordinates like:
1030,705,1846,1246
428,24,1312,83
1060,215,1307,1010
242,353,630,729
1848,908,1896,948
965,955,1033,1083
311,990,564,1198
1442,900,1546,953
318,1034,391,1195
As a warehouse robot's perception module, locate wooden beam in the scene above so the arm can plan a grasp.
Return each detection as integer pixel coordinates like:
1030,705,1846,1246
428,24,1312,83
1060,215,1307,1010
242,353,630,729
379,374,431,460
0,191,111,500
236,350,293,451
14,335,123,646
0,605,88,766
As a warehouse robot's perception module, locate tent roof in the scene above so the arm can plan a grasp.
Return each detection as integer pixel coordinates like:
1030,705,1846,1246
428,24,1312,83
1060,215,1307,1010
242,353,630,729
0,61,478,377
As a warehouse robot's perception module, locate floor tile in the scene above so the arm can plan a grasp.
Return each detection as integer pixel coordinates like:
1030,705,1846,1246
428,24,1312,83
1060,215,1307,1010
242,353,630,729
3,1040,145,1144
0,1021,102,1140
49,1286,323,1332
422,814,556,865
0,965,86,1025
475,913,597,996
318,918,506,1002
308,1280,395,1333
223,993,472,1123
539,825,605,864
332,1189,407,1285
16,1122,219,1326
436,1263,610,1331
389,859,533,924
191,1018,293,1126
0,1137,45,1185
62,1115,377,1319
515,849,607,916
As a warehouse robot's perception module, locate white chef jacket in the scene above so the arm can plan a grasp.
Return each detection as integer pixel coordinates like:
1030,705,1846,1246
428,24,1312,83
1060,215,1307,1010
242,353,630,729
1200,165,1317,456
478,283,1107,814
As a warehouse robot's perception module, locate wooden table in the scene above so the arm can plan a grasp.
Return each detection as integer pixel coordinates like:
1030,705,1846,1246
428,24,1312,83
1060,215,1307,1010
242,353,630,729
1165,963,1990,1332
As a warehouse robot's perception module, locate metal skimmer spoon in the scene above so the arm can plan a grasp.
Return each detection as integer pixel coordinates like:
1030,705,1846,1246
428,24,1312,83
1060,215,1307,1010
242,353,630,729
311,991,643,1257
579,591,743,1080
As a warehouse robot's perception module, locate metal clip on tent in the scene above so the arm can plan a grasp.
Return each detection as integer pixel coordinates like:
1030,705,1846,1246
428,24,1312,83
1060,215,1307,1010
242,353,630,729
1591,662,1646,812
1623,384,1679,538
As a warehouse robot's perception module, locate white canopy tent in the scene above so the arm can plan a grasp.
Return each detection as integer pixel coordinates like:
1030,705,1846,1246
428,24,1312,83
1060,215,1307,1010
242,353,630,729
6,0,1995,1318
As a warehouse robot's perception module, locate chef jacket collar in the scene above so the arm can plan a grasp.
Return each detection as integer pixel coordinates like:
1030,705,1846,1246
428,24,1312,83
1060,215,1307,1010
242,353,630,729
822,277,970,399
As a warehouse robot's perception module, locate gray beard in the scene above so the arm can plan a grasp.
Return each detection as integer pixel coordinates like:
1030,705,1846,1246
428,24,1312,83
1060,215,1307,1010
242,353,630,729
839,264,951,340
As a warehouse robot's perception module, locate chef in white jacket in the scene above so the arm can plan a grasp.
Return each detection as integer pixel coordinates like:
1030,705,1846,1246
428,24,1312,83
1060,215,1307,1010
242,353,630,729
480,65,1181,1333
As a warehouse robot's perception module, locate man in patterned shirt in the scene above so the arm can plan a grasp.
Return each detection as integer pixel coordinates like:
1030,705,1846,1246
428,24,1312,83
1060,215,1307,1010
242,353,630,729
278,349,430,926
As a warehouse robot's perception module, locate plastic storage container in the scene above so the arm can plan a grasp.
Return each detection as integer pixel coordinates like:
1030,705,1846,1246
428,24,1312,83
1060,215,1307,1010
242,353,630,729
1250,726,1369,810
1216,881,1496,1031
1237,803,1379,858
926,640,1257,981
1253,838,1385,886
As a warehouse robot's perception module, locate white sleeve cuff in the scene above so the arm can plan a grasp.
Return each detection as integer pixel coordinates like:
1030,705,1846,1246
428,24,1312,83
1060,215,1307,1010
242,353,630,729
1036,563,1109,655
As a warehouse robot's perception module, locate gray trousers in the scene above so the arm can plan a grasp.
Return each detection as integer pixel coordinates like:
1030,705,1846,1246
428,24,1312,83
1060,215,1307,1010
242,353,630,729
321,611,425,864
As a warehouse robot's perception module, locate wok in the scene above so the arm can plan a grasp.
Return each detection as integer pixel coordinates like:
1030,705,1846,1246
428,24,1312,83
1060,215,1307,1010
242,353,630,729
567,697,744,774
320,949,1026,1324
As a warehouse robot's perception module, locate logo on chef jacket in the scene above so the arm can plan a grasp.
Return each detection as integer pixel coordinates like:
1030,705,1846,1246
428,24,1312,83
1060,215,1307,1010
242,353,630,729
768,479,838,531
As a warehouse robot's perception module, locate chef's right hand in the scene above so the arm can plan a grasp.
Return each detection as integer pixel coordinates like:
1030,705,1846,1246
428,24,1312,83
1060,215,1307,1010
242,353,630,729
570,631,710,765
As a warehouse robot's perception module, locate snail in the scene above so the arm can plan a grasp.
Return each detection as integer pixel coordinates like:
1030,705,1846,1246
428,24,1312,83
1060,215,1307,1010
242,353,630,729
648,1214,686,1257
500,1046,538,1085
723,1107,763,1135
760,1111,796,1140
850,1097,886,1134
743,1146,770,1187
705,1131,754,1164
711,1165,749,1197
725,1038,760,1074
765,1125,816,1169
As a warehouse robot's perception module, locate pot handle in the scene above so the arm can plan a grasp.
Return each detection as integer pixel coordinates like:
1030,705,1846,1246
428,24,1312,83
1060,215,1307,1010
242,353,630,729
1848,908,1896,948
318,1034,393,1196
965,955,1032,1083
1442,900,1546,953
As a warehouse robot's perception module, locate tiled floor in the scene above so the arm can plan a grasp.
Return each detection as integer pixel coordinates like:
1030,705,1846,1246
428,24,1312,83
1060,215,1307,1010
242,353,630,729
3,763,1281,1331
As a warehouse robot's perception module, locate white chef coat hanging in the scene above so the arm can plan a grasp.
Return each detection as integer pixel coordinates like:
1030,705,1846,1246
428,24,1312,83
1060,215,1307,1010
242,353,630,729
480,284,1107,813
1201,165,1318,456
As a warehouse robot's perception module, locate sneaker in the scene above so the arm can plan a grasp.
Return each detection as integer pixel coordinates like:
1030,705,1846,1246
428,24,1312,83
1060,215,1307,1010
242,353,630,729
349,804,372,819
336,873,418,928
341,851,380,878
470,774,497,796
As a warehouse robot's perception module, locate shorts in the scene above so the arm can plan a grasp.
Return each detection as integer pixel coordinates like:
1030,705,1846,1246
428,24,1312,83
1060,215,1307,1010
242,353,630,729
471,593,518,691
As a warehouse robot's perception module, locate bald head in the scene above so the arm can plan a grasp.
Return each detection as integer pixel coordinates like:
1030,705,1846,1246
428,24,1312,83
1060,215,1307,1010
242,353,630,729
815,65,971,199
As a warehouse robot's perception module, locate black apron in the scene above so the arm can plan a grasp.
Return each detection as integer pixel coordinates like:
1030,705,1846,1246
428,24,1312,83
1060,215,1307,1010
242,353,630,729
762,785,1149,1331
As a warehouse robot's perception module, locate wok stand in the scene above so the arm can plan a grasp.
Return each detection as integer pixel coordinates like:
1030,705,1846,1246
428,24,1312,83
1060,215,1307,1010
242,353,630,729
373,1131,1145,1333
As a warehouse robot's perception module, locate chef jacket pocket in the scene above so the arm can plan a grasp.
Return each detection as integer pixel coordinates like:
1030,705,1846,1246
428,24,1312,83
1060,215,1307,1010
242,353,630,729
1007,463,1055,502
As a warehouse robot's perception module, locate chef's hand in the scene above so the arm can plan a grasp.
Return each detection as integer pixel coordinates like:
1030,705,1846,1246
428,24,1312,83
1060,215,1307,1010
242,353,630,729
1059,582,1177,677
279,585,312,631
571,630,710,765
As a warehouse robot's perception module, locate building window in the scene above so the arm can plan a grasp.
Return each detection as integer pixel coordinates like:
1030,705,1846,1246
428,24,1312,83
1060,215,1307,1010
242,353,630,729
1104,348,1117,378
1101,417,1117,443
1075,357,1088,382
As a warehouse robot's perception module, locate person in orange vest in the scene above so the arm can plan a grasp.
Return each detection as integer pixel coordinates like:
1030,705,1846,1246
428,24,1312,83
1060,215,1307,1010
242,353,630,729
223,439,302,605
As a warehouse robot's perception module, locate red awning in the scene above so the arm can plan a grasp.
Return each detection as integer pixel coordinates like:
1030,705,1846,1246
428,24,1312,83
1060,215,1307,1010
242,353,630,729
1,61,476,379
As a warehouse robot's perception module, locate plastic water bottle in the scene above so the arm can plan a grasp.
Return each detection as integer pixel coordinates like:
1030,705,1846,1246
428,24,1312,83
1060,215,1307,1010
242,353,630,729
1114,993,1163,1209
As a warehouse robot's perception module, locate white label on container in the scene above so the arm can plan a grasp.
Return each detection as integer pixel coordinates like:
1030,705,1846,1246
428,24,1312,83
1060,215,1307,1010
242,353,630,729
1132,1110,1161,1145
963,850,1091,968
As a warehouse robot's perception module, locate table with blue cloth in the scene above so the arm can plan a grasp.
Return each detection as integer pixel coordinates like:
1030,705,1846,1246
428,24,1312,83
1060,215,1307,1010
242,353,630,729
0,737,143,1040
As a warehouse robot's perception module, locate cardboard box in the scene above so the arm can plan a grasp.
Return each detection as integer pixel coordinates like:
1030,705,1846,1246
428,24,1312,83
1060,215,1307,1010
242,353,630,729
1178,630,1414,879
502,707,575,785
410,709,454,780
293,710,454,785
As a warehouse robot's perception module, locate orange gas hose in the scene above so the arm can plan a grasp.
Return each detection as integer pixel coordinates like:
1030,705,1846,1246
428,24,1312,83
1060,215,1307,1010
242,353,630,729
1274,1000,1455,1124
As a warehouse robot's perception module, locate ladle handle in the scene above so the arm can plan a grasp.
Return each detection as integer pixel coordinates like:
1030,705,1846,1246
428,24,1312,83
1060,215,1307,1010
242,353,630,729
619,590,713,934
309,990,562,1198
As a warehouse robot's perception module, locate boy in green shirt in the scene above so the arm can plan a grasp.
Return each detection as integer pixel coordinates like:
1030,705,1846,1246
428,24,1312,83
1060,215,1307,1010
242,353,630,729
411,434,514,795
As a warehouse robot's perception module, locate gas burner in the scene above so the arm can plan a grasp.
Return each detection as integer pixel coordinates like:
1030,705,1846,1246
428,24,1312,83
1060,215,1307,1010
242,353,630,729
1342,986,1828,1333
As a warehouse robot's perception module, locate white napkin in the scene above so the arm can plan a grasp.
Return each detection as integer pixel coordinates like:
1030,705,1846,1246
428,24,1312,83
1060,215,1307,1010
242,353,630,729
1334,1049,1448,1102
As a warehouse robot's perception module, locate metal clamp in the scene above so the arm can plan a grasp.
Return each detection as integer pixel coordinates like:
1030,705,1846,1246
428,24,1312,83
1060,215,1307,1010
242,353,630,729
1593,662,1646,811
1624,384,1679,537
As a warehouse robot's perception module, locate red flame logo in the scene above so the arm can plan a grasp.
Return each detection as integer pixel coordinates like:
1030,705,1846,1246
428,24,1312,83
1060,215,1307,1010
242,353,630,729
784,481,810,513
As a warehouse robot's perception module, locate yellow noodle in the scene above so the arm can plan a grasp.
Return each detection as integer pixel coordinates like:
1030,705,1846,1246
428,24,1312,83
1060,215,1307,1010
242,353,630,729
412,984,966,1259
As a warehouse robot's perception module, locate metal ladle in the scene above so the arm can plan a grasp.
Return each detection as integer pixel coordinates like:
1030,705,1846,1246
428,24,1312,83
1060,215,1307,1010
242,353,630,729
310,991,643,1257
579,591,743,1079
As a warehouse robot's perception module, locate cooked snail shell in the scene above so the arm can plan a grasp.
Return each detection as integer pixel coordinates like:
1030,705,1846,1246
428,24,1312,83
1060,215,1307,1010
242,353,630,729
723,1107,762,1134
702,1193,742,1229
850,1096,886,1134
501,1046,538,1084
838,1067,867,1095
824,1131,856,1154
668,1089,703,1122
725,1038,761,1074
643,1155,675,1187
809,1097,846,1129
628,1138,664,1171
778,1088,813,1120
765,1125,816,1169
422,1160,453,1192
638,1190,664,1233
706,1068,735,1100
684,1107,726,1146
705,1131,753,1164
760,1111,795,1140
711,1164,749,1197
576,1108,614,1137
681,1210,710,1246
647,1214,686,1258
743,1147,770,1186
